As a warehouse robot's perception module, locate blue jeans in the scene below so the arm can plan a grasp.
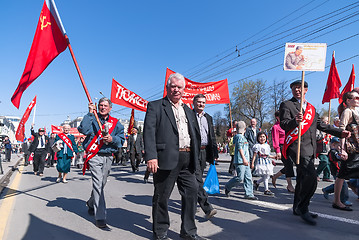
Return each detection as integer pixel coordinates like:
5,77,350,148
225,164,254,197
323,176,349,203
348,179,359,198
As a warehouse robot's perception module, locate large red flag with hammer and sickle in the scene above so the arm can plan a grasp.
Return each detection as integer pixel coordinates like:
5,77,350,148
11,0,68,109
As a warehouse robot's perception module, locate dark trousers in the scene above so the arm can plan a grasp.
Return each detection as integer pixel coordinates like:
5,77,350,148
0,155,3,174
316,154,331,179
130,152,141,172
5,148,11,161
144,168,151,180
289,154,317,214
195,149,213,214
228,155,235,174
113,150,121,164
33,149,47,174
152,152,198,237
47,151,55,166
24,153,29,165
279,144,295,177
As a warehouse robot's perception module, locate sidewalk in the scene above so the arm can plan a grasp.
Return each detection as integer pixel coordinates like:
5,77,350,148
0,153,23,190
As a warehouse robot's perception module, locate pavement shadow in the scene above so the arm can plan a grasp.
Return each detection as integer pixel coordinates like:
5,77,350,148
45,196,160,239
123,194,152,207
21,214,95,240
46,197,93,222
111,171,147,184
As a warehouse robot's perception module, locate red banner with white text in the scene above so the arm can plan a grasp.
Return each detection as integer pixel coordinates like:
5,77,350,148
15,96,37,142
110,78,148,112
163,68,230,105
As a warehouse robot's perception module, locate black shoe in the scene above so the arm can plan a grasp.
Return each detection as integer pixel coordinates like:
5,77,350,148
332,203,353,211
95,219,108,228
153,234,169,240
293,210,318,218
299,212,317,225
225,189,230,197
180,233,206,240
86,201,94,216
253,180,259,191
144,178,148,184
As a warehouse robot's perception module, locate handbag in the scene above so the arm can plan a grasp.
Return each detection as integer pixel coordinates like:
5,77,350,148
51,140,63,153
346,154,359,171
203,162,220,194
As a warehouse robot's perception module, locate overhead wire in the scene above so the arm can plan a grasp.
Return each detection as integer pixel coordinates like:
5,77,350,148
123,1,359,107
185,0,321,76
195,11,359,82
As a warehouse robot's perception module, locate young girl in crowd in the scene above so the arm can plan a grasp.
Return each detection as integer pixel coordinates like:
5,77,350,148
251,132,275,195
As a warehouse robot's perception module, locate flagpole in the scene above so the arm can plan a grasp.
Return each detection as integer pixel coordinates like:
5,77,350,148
328,100,331,124
228,101,233,129
296,71,305,165
328,51,335,124
65,35,103,130
32,103,37,125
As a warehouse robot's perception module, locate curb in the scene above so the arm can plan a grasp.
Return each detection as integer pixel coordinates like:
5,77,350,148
0,157,23,194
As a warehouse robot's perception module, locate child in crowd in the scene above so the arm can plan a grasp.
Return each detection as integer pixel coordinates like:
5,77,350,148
251,132,275,195
225,121,258,200
322,137,351,207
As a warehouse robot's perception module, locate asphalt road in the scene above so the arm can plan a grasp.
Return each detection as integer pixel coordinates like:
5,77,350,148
0,153,358,240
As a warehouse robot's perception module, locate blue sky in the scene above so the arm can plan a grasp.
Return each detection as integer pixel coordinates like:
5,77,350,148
1,0,359,134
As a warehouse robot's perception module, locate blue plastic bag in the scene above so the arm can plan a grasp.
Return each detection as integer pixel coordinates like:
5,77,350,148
203,163,220,194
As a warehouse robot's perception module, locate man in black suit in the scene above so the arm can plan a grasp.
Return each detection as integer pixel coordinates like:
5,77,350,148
280,80,350,225
127,127,144,172
144,73,203,240
192,94,218,220
29,126,50,176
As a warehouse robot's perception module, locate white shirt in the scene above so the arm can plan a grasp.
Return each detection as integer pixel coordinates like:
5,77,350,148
169,99,191,148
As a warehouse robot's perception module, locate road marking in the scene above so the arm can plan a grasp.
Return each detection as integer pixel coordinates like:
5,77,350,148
250,199,359,225
0,162,24,240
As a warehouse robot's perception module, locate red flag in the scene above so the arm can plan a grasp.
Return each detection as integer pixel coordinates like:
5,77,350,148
15,96,37,142
11,0,68,108
110,78,148,112
163,68,230,105
339,64,355,104
322,54,342,104
127,109,135,135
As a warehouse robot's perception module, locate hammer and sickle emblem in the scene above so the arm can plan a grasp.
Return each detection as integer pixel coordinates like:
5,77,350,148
40,12,51,30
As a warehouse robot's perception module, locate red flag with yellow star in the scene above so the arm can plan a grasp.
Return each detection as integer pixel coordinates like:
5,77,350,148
11,0,68,109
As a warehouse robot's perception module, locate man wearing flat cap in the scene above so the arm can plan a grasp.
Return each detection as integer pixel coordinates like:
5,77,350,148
29,124,50,176
285,46,305,70
279,80,350,225
127,126,144,172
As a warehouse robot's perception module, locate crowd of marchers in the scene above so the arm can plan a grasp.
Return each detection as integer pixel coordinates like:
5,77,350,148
7,73,359,240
